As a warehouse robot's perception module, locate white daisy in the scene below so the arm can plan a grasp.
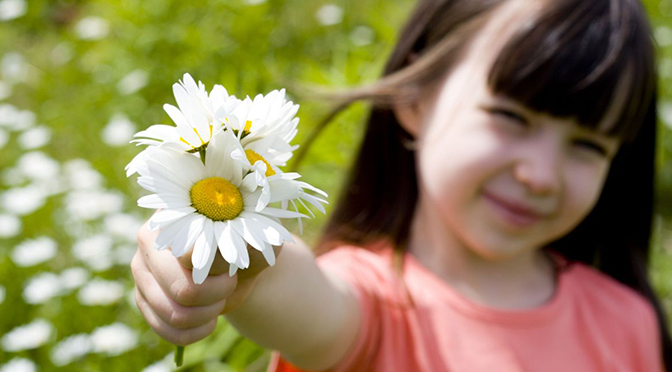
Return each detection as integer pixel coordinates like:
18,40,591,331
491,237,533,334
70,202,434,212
228,133,328,223
218,88,299,163
130,130,304,283
130,73,238,153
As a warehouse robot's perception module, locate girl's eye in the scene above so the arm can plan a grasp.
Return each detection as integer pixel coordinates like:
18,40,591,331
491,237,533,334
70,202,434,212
491,108,529,126
573,139,609,156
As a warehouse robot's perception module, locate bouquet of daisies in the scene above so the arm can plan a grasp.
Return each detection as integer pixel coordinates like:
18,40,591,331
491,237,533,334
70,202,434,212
126,73,327,284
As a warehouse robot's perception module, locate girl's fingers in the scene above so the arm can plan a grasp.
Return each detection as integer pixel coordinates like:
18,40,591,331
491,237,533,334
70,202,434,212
134,285,218,346
136,223,237,307
133,254,227,329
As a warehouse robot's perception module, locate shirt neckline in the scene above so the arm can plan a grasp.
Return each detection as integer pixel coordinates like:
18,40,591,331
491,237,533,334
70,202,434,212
403,250,574,327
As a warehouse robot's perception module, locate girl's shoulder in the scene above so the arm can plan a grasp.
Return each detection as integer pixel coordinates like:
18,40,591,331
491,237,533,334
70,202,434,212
562,260,659,340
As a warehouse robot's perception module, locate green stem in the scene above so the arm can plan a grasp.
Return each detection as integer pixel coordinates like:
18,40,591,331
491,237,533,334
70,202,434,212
175,345,185,367
199,148,206,165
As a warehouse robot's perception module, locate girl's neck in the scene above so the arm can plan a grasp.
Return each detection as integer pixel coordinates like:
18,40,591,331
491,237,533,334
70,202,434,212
408,193,557,310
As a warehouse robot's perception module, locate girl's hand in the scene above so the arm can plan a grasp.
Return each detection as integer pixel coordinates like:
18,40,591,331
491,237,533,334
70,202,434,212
131,219,281,346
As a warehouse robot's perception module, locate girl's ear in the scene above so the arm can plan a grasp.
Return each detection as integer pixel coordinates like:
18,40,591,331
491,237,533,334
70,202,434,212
392,101,423,137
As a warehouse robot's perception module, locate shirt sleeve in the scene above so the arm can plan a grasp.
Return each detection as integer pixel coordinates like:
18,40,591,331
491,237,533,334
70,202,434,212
268,246,389,372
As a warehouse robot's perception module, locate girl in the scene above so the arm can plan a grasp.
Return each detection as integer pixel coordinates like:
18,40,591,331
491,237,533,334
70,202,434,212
131,0,672,370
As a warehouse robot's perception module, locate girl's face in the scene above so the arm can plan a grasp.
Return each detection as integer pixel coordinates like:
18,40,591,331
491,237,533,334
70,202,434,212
401,3,623,261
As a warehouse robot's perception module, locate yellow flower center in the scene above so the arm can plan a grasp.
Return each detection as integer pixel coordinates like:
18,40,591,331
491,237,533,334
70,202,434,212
245,150,276,176
190,177,243,221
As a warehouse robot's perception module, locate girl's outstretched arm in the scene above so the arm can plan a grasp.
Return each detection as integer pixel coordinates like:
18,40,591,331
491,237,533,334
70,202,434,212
132,220,361,371
225,236,361,371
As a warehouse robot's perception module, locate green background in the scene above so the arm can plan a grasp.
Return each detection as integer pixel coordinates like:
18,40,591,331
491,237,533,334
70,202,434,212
0,0,671,370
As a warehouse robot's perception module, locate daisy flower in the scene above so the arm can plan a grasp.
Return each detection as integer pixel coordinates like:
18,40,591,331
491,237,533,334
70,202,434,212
130,73,238,153
130,130,304,283
218,88,300,164
226,131,328,229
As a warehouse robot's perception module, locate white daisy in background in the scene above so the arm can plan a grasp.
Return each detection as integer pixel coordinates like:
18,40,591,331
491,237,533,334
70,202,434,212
1,319,53,352
77,279,125,306
23,272,63,304
11,236,57,267
0,358,37,372
129,73,238,155
0,285,5,304
0,213,21,238
50,334,92,367
90,323,138,356
59,267,90,291
130,130,303,282
17,125,51,149
72,234,114,272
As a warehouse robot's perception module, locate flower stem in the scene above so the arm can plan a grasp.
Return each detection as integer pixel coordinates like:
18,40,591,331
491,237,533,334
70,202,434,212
175,345,185,367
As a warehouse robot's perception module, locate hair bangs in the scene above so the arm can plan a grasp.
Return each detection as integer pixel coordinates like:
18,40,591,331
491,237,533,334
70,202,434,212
487,0,655,143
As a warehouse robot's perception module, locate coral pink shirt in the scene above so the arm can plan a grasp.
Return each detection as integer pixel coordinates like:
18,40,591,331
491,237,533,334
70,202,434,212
268,243,663,372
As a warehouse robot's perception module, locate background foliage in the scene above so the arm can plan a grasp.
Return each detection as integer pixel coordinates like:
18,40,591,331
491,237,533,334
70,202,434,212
0,0,671,371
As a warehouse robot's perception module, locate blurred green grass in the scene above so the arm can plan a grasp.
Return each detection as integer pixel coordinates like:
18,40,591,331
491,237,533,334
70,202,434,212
0,0,671,370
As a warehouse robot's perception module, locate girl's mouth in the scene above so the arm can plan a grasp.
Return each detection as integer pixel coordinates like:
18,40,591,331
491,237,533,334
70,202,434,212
483,192,544,227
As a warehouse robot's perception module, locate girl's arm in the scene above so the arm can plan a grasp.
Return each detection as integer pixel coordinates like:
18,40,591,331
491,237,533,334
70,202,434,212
132,221,360,371
225,237,361,371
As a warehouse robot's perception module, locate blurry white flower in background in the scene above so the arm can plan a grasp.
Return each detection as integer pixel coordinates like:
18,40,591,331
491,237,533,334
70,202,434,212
655,26,672,47
23,273,63,304
244,0,267,4
102,113,136,146
50,42,73,66
0,0,26,21
90,323,138,356
59,267,90,291
0,358,36,372
104,213,143,242
17,151,60,183
1,319,53,352
0,128,7,149
77,279,124,306
142,357,173,372
0,103,35,130
114,244,137,265
11,237,57,267
63,159,103,190
117,70,148,95
1,184,49,215
0,213,21,238
350,26,374,46
72,234,114,271
65,189,124,221
0,285,5,304
50,334,92,367
0,81,11,100
661,58,672,79
316,4,343,26
661,101,672,130
18,125,51,149
1,53,28,84
75,16,109,40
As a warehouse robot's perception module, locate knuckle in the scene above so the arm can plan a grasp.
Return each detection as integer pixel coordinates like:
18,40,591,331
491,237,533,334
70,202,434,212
168,306,195,329
172,279,200,306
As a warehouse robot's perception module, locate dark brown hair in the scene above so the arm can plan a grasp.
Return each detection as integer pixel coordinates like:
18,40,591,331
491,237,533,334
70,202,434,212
295,0,671,367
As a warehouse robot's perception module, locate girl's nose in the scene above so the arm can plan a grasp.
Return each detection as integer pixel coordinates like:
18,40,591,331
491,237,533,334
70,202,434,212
513,141,562,196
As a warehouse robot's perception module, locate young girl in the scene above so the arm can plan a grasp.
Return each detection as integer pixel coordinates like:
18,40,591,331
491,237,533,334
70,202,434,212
131,0,672,370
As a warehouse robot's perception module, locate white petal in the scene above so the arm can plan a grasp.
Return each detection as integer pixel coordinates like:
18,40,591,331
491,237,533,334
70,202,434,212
230,218,263,252
257,207,308,219
214,221,238,264
261,243,276,266
171,214,203,257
